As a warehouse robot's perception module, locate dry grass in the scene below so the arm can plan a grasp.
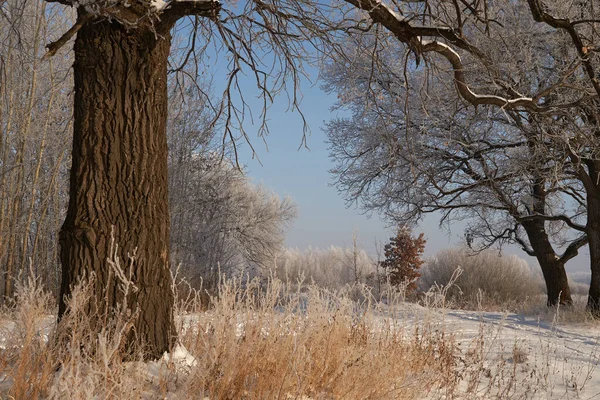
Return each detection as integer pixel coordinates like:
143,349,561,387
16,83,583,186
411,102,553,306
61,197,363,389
520,294,600,325
177,278,461,399
0,273,56,399
2,264,597,399
0,271,461,399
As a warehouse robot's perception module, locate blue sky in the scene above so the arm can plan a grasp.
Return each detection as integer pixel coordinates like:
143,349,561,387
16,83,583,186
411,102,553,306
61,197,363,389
236,84,397,256
230,72,591,274
191,16,590,274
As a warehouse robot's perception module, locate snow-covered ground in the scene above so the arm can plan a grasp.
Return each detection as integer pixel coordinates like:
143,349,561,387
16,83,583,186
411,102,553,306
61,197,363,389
1,306,599,398
425,308,600,399
177,304,600,399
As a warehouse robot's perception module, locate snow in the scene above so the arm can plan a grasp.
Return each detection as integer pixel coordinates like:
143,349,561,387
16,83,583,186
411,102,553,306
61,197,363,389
144,344,198,380
172,306,600,398
161,343,198,369
150,0,216,12
420,39,536,109
378,1,410,23
421,39,462,61
151,0,168,11
425,309,600,399
0,315,53,349
1,307,600,397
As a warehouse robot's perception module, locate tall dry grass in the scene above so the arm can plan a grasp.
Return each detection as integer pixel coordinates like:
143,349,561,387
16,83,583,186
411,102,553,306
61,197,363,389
1,267,598,399
176,277,460,399
0,269,461,399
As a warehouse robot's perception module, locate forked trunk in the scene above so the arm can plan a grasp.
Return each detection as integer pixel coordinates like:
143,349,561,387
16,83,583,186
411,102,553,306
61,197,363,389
59,17,175,359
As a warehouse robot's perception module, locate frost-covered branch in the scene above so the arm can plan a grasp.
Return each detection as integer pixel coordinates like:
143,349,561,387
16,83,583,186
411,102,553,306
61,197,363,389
420,40,541,111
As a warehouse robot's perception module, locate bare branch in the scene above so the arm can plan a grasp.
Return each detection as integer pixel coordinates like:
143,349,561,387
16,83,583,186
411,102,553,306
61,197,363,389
159,0,221,32
512,226,537,257
526,0,600,98
43,0,74,6
559,235,588,264
518,214,587,232
42,13,92,61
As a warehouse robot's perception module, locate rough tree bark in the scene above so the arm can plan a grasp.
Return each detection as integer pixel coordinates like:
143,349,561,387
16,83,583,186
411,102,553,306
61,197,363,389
53,1,219,359
586,188,600,315
569,157,600,315
59,14,175,359
518,167,575,307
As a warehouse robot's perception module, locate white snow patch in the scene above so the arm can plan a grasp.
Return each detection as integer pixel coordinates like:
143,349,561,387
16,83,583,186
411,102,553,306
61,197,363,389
379,1,409,23
162,343,198,369
424,309,600,399
143,344,198,382
151,0,217,11
151,0,168,11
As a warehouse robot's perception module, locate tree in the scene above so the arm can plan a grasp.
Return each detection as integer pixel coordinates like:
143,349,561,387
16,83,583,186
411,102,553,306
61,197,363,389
166,78,297,289
322,32,584,306
268,245,377,290
0,2,72,302
327,0,600,310
380,228,425,293
341,231,363,285
36,0,331,359
169,155,297,290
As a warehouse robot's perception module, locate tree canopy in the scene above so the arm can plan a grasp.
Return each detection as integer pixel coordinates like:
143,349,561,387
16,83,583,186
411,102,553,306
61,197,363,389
323,0,600,309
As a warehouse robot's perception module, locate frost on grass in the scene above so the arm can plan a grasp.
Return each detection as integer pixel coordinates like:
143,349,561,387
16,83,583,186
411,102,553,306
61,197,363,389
1,273,600,398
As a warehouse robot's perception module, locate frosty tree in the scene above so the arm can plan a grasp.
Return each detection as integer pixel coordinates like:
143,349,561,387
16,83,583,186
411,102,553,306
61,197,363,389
322,32,585,306
327,0,600,312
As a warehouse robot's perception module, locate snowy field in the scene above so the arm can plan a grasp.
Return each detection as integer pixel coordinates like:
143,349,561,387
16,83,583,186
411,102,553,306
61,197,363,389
180,303,600,399
1,295,600,399
427,308,600,399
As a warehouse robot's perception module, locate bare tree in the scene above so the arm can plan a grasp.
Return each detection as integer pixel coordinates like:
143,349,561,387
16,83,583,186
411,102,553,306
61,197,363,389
169,153,297,290
325,0,600,309
165,71,297,290
0,1,72,302
323,33,585,306
341,231,363,284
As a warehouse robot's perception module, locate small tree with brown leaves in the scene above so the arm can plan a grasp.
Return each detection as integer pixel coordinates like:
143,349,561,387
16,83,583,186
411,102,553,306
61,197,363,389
380,228,426,294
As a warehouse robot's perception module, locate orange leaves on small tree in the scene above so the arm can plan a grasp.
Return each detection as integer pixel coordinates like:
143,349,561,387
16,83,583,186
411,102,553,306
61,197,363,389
380,227,426,293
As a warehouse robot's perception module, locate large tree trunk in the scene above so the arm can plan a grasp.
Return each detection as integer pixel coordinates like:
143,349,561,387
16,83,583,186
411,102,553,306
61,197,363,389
522,221,572,306
59,15,175,359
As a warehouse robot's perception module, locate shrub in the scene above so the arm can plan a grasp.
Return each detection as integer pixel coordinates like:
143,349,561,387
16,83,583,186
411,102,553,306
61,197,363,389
380,228,426,294
568,271,591,296
419,248,544,309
